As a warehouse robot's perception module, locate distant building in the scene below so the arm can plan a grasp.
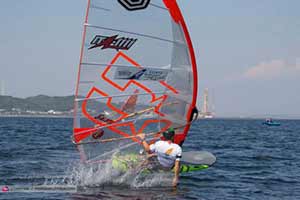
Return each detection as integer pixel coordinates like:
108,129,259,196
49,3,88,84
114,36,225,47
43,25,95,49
199,88,214,119
47,110,63,115
0,80,4,96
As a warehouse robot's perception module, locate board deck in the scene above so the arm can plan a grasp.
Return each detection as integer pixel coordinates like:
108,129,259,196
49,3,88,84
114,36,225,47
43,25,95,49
112,151,216,174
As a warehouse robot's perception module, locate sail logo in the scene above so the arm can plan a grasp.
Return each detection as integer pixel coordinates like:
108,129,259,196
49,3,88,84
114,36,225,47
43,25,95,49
89,35,137,51
118,0,151,11
115,66,169,81
129,69,147,79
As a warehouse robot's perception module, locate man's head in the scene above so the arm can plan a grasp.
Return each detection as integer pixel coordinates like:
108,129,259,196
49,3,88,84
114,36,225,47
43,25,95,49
163,127,175,141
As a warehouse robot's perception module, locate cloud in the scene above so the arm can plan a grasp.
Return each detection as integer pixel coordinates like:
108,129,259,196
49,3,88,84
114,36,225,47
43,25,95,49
243,58,300,80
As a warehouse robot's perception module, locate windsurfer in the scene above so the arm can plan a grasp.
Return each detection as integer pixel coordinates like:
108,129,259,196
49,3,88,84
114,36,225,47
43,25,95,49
137,128,182,187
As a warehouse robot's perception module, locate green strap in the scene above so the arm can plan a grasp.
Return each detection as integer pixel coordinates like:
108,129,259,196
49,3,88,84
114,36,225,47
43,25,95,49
180,164,209,173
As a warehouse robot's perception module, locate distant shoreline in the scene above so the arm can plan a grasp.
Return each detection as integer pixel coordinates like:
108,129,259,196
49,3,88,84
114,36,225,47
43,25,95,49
0,114,72,119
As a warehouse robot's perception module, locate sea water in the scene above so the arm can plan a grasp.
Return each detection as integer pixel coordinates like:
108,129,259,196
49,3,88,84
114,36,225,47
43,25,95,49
0,117,300,199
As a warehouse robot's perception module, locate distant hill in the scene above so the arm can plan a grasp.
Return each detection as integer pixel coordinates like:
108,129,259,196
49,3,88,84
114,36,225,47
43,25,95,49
0,94,152,115
0,95,75,112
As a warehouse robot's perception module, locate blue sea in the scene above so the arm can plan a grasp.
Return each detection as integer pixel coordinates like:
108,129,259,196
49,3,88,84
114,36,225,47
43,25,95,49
1,117,300,199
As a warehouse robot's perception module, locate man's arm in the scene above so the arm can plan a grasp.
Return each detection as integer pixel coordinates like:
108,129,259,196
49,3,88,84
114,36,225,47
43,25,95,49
173,160,180,187
173,146,182,187
137,133,151,153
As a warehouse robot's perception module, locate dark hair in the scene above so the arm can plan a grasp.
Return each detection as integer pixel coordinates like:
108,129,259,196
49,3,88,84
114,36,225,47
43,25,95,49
163,128,175,141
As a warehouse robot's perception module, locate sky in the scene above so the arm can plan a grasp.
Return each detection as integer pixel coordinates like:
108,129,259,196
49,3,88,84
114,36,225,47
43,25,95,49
0,0,300,118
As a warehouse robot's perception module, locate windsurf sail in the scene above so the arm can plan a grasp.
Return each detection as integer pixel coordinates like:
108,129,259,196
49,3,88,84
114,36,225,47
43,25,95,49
73,0,198,163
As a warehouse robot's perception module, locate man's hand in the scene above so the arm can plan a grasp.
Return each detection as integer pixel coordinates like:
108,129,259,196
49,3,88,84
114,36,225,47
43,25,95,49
137,133,145,140
138,133,150,153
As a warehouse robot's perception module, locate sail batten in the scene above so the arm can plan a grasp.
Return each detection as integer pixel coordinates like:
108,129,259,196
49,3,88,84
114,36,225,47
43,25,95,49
149,3,168,10
80,62,173,70
90,5,111,11
86,25,183,44
76,91,166,102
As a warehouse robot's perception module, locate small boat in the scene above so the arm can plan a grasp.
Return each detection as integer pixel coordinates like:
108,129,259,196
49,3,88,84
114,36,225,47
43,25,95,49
262,118,280,126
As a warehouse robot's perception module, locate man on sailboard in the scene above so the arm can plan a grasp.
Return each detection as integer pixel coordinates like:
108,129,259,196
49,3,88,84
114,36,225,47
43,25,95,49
138,128,182,187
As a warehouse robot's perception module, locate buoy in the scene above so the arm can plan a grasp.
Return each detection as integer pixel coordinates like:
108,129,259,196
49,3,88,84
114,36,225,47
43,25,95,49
2,186,9,192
